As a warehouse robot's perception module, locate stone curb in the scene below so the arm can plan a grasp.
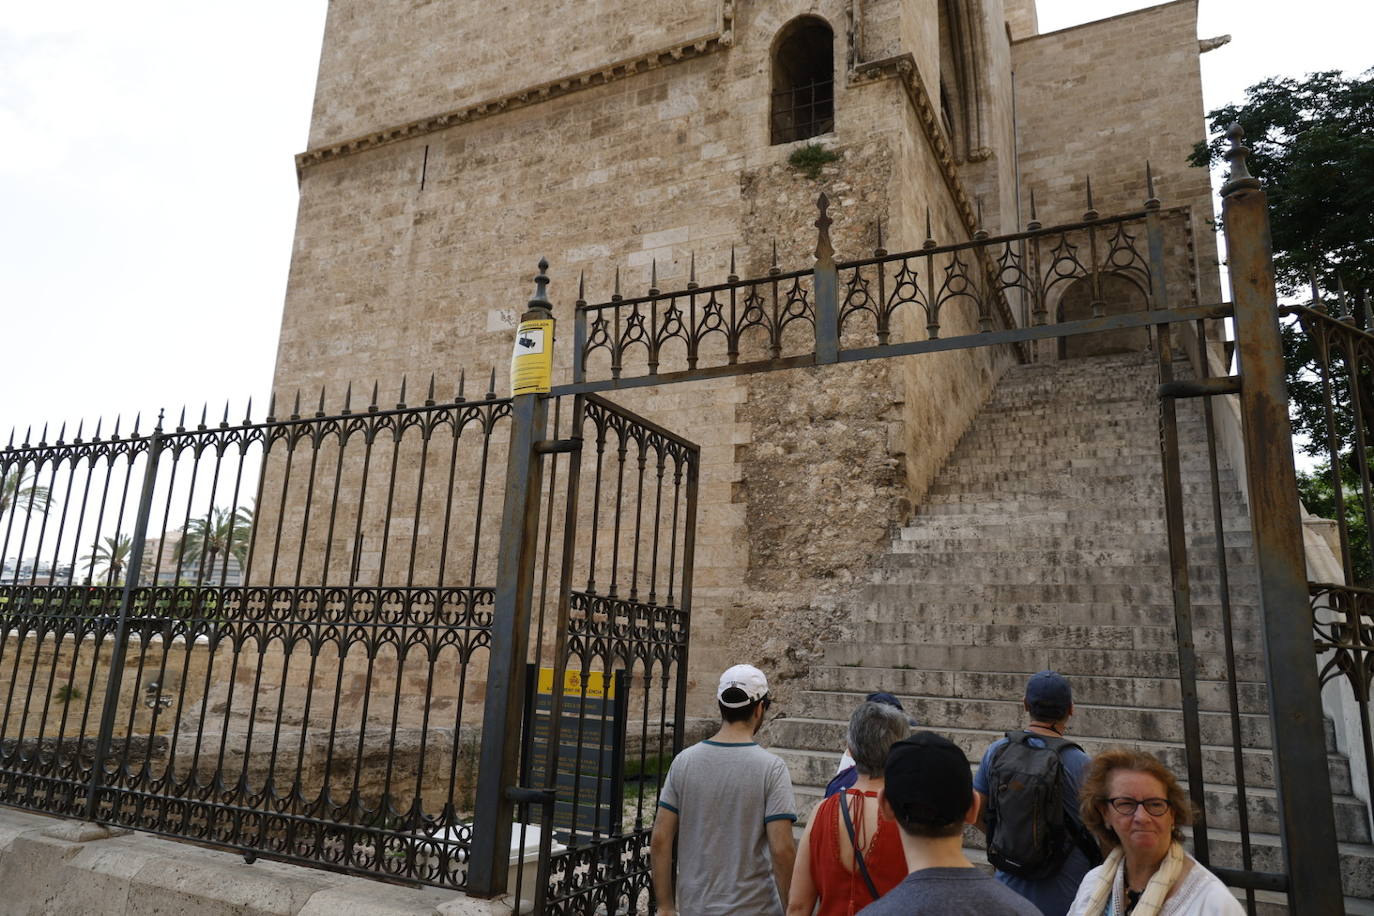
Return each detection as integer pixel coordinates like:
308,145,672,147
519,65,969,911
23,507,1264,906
0,807,515,916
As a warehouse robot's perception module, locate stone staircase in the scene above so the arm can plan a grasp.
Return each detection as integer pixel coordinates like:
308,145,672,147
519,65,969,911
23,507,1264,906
764,351,1374,913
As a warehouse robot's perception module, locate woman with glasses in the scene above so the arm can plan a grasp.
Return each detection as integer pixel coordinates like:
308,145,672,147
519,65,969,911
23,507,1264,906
1068,749,1242,915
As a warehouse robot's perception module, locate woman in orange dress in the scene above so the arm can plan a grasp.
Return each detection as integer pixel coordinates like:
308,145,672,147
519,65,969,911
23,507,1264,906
788,701,911,916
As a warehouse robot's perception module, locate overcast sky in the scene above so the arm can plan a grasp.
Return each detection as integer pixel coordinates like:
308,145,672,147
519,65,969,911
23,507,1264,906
1,0,1369,440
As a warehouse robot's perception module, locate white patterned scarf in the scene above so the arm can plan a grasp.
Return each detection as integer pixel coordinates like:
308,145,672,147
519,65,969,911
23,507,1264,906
1083,841,1187,916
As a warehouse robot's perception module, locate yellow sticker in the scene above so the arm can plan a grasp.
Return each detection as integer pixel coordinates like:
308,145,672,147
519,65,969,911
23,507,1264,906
536,667,615,699
510,318,555,395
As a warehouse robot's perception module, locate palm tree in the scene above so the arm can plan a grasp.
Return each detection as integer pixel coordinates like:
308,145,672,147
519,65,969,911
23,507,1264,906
0,468,51,520
177,504,254,586
82,534,133,586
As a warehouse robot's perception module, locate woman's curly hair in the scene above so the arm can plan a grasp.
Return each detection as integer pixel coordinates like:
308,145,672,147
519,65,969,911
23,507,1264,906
1079,748,1193,848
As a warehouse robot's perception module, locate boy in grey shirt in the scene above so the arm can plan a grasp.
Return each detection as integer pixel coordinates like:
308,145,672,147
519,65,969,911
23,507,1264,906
651,664,797,916
860,732,1039,915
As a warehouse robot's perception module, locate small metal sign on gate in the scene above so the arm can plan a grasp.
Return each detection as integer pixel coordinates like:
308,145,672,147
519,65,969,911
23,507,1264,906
521,665,628,841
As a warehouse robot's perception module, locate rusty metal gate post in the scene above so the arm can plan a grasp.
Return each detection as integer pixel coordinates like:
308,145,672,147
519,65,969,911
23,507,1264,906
468,265,555,897
1221,125,1343,910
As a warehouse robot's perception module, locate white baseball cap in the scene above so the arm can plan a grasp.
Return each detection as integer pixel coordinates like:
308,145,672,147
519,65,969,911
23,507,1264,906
717,664,769,708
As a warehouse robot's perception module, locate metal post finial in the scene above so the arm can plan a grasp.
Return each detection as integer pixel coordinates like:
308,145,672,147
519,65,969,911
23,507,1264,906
973,197,988,241
650,258,659,294
1221,123,1261,196
577,270,586,303
1145,161,1160,210
729,245,738,280
528,257,552,314
1027,188,1041,231
814,193,834,266
924,207,936,250
875,221,887,258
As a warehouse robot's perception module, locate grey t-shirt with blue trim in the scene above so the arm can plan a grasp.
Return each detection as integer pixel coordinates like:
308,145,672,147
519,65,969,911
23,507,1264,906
657,739,797,916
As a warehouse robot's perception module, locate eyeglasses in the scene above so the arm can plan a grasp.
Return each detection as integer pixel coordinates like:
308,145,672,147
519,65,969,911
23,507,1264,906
1105,796,1171,817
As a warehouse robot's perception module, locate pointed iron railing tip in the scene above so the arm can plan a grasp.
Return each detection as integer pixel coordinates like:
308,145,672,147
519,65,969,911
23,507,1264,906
1027,188,1040,229
613,266,622,299
650,258,658,291
1084,176,1098,219
369,381,379,406
57,421,66,444
112,416,120,439
924,207,936,250
177,406,186,430
1221,122,1260,196
1309,267,1322,309
131,414,139,438
292,389,302,418
39,422,48,446
457,368,466,402
973,197,989,240
426,374,436,405
6,427,14,449
577,269,586,301
318,385,327,415
399,375,408,403
1338,274,1351,319
729,245,737,277
23,425,32,447
875,221,885,251
487,366,497,398
93,418,102,440
689,251,697,285
75,419,84,442
344,381,353,413
248,396,257,424
1145,161,1159,208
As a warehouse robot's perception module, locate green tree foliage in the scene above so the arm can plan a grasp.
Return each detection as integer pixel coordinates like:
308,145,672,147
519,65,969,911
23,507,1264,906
0,469,51,520
1190,69,1374,307
82,534,133,586
1193,70,1374,583
177,504,254,586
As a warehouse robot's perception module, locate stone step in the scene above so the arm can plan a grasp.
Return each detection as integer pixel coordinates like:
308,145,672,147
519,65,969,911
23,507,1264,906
915,500,1245,519
820,642,1266,682
861,561,1256,587
876,547,1254,570
761,721,1353,797
926,478,1239,500
777,749,1369,845
805,666,1272,715
896,519,1252,539
887,532,1255,553
839,620,1265,656
792,691,1286,751
852,581,1258,608
845,600,1259,632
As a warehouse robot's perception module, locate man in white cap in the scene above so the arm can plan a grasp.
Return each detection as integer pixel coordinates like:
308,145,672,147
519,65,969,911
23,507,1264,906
650,663,798,916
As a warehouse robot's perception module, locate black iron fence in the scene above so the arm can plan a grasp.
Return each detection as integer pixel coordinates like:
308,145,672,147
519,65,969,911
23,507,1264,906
572,191,1201,387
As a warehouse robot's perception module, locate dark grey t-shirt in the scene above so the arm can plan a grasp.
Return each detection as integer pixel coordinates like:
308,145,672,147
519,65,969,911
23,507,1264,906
857,867,1043,915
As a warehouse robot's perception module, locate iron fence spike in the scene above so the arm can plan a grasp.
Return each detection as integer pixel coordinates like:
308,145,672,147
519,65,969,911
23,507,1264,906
221,400,229,425
93,418,102,440
729,245,737,278
924,207,936,250
689,251,696,284
1084,176,1098,220
23,425,32,447
292,389,302,418
426,374,436,404
75,419,83,442
1145,161,1160,209
131,414,139,438
344,382,353,413
1310,267,1323,311
1028,188,1040,230
650,257,658,293
250,396,259,425
577,269,586,302
370,381,379,408
57,421,66,444
457,369,466,402
875,221,885,255
613,266,621,299
112,416,120,439
318,385,327,415
177,406,186,430
398,375,408,409
487,366,497,398
1338,274,1351,319
40,422,48,446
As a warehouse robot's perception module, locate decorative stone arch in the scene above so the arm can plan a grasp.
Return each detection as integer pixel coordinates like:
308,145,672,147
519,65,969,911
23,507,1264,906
770,15,836,145
938,0,987,162
1055,272,1152,360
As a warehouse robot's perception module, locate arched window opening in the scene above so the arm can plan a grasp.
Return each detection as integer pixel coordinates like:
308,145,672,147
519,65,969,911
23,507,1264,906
1058,273,1151,360
771,17,835,145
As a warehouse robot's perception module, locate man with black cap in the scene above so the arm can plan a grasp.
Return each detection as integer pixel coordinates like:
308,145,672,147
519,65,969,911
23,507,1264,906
651,664,797,915
859,731,1038,913
972,670,1097,915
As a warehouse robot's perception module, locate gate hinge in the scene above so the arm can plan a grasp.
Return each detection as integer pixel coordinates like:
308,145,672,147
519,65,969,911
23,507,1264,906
534,437,583,454
1158,376,1241,399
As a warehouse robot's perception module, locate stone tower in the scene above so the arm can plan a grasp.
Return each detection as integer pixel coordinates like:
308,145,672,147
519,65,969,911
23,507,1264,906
274,0,1223,707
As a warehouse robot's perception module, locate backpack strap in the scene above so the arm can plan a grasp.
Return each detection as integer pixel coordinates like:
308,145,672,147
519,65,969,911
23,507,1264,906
838,791,882,901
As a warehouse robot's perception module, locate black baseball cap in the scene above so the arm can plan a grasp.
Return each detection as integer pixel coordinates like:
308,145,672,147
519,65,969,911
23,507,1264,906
883,732,972,827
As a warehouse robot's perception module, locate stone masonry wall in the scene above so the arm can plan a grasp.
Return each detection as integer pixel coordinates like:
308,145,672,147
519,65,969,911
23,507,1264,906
275,0,1012,714
1012,0,1224,306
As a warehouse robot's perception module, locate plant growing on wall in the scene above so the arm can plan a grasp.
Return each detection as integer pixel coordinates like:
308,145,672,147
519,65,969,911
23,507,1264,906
788,143,841,180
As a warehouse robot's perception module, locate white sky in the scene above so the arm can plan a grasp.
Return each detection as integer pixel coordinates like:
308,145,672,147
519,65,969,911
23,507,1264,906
0,0,1370,439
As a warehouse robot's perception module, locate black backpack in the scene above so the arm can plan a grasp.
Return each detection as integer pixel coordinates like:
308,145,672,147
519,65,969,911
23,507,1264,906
985,730,1101,880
